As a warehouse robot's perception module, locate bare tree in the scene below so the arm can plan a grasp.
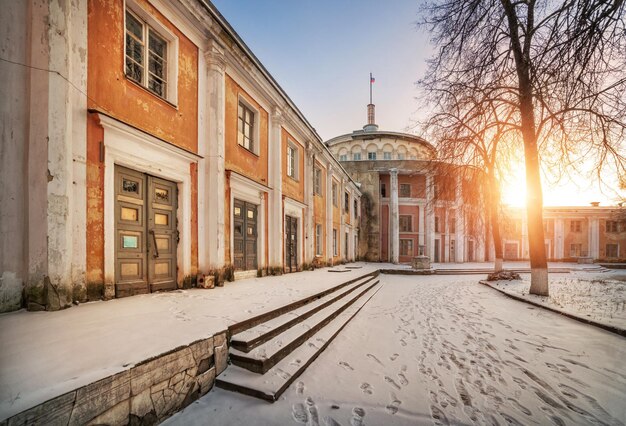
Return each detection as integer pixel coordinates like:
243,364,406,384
419,0,626,295
425,88,519,272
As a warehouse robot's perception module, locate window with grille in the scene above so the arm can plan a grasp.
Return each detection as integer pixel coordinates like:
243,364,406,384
435,216,440,233
287,143,298,179
316,224,322,256
570,220,582,232
332,182,338,207
368,152,377,160
333,229,338,256
606,243,618,258
399,215,412,232
237,101,255,152
353,153,361,161
400,239,414,256
125,9,170,99
383,152,392,160
570,243,582,257
314,167,322,195
399,184,411,198
607,220,619,233
344,192,349,213
339,154,347,161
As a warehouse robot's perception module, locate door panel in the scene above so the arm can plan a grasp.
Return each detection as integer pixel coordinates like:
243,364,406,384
285,216,298,273
233,199,258,271
148,175,177,292
115,166,178,297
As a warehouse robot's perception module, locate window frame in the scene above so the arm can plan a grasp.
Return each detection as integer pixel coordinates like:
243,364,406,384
400,239,414,256
367,152,377,160
333,228,338,256
237,98,259,154
332,181,338,207
383,151,392,160
124,4,178,104
344,191,350,214
570,220,582,232
570,243,582,257
399,183,411,198
315,223,323,256
352,153,361,161
399,215,412,232
606,220,619,233
313,166,322,196
606,243,619,258
287,141,299,180
339,154,348,162
434,216,440,233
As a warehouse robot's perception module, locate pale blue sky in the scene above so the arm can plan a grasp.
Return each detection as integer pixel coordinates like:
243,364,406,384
210,0,431,141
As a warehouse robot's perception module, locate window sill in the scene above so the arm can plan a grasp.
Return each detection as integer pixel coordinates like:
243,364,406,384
125,75,178,109
237,144,260,158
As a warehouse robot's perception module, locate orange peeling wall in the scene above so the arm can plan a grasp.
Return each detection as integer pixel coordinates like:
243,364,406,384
281,129,305,204
87,0,198,152
224,74,269,186
313,162,327,259
86,0,199,284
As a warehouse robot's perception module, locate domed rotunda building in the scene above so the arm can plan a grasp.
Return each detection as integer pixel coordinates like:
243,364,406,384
326,103,489,264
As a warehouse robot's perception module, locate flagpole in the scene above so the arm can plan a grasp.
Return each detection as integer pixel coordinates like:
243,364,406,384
369,72,372,104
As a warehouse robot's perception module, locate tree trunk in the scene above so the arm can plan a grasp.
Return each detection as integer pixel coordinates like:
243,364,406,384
488,173,504,272
502,0,549,296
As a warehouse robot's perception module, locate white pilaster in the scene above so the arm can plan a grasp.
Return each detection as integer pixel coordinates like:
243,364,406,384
418,203,425,253
304,143,314,263
268,108,284,267
390,169,399,263
326,165,334,263
204,40,226,268
555,218,565,259
425,173,435,261
590,218,599,259
455,175,465,263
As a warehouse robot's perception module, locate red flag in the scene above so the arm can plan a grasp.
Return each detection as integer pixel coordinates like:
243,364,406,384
371,76,375,83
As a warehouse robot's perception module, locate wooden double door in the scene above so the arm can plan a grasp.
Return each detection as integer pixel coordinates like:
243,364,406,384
285,215,298,273
115,166,178,297
233,199,258,271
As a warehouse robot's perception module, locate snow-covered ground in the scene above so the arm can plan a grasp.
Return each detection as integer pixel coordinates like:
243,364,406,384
489,270,626,330
0,263,382,420
165,274,626,426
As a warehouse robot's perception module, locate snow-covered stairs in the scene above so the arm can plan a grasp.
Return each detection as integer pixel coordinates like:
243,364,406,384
216,272,381,401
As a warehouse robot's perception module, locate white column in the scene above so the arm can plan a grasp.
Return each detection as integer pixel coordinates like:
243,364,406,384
268,108,284,267
589,218,599,259
443,208,450,262
304,143,314,263
425,173,435,261
555,218,565,259
455,176,465,263
390,169,399,263
326,166,334,263
418,203,425,253
204,41,227,268
340,178,346,259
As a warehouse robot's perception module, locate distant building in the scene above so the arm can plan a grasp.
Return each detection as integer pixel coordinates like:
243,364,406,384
501,204,626,262
326,104,488,263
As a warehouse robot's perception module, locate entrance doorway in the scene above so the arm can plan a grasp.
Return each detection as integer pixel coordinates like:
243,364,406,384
115,166,178,297
233,199,258,271
450,239,456,262
434,239,440,262
284,215,298,272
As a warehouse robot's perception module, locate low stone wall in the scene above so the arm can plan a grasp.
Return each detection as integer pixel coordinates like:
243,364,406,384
2,331,229,426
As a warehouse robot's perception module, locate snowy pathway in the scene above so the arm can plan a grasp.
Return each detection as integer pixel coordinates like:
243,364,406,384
165,274,626,425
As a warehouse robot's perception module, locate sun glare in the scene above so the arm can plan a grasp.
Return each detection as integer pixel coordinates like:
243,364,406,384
501,166,527,207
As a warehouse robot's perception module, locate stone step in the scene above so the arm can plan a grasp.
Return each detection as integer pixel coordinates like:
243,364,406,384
229,279,380,374
216,282,381,401
228,271,378,336
230,274,377,352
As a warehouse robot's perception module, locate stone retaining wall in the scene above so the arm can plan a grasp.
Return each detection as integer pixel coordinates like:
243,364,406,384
1,331,229,426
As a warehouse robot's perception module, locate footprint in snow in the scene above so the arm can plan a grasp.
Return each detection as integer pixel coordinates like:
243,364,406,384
339,361,354,371
350,407,366,426
386,393,402,414
292,403,308,423
296,381,305,394
389,353,399,361
360,382,373,395
366,353,383,365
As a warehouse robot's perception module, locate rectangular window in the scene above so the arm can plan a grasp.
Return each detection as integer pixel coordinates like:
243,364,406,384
380,183,386,197
287,143,298,179
606,243,618,258
125,9,169,99
237,101,255,152
345,231,349,258
339,154,347,161
399,215,412,232
400,239,414,256
434,216,440,233
399,183,411,198
450,218,456,234
383,152,392,160
570,243,582,257
354,199,358,220
368,152,377,160
316,224,322,256
353,153,361,161
332,182,338,207
570,220,582,232
314,167,322,195
397,153,405,160
344,191,350,213
333,229,338,256
607,220,619,233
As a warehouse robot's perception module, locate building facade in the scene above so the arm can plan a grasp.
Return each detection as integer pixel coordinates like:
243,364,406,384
0,0,360,312
326,107,488,264
501,205,626,262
